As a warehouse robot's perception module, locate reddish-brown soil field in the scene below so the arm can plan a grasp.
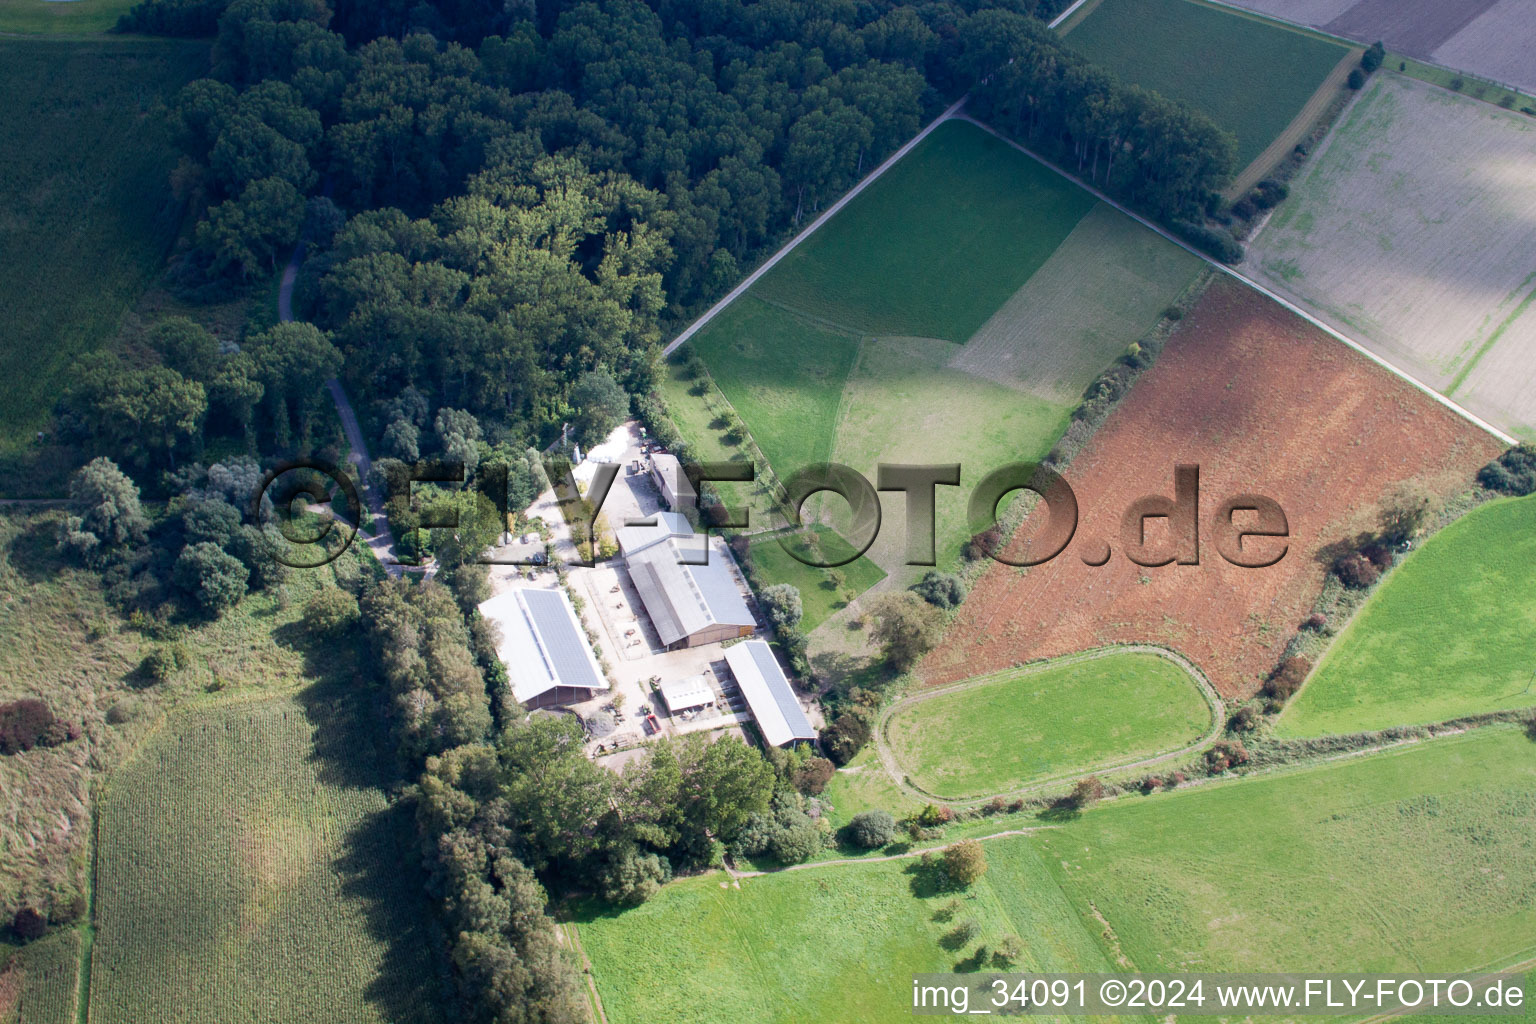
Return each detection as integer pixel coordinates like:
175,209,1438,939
923,277,1505,698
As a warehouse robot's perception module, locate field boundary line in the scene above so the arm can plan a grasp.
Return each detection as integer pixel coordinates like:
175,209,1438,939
1048,0,1098,31
660,96,967,358
559,922,608,1024
873,644,1224,806
955,115,1517,446
724,825,1063,879
1447,269,1536,397
1224,45,1364,200
1192,0,1536,105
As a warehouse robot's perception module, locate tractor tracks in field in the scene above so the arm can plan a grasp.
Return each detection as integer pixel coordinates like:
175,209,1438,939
1224,45,1366,201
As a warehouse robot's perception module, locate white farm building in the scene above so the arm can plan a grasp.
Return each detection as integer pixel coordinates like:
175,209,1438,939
478,587,609,710
724,640,816,748
617,512,756,649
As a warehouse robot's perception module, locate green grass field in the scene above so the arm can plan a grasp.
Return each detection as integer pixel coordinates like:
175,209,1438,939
752,119,1097,342
1278,496,1536,737
671,118,1204,600
886,652,1212,799
0,0,137,34
818,747,922,830
830,334,1073,576
1062,0,1349,169
686,297,859,475
577,835,1123,1024
746,526,886,633
0,38,203,476
1040,726,1536,976
88,697,437,1024
582,726,1536,1023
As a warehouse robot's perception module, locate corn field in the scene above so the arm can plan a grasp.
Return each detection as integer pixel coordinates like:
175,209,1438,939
86,699,435,1024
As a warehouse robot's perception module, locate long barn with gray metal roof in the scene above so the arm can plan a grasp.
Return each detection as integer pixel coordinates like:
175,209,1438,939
620,515,756,649
723,640,816,748
478,587,610,709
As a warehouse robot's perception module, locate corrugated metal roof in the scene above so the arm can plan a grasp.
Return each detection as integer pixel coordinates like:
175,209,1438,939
522,589,603,689
478,588,608,703
626,534,754,645
688,539,754,626
614,510,693,557
659,675,714,711
627,554,691,646
724,640,815,747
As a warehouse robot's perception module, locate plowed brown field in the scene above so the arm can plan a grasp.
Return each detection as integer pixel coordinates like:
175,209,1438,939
923,277,1504,698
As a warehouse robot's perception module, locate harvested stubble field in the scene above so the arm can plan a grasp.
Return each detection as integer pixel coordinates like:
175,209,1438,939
1061,0,1351,170
947,204,1203,403
1278,494,1536,737
923,277,1504,699
1426,0,1536,95
1225,0,1536,101
1249,73,1536,437
884,651,1211,800
88,697,436,1024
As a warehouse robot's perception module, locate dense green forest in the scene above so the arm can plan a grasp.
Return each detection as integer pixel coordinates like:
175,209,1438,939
82,0,1235,475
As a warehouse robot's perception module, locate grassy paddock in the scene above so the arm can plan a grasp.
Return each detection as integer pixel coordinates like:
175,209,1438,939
0,0,138,34
753,119,1095,342
88,697,437,1024
885,652,1212,799
0,38,204,481
582,727,1536,1023
577,835,1121,1024
1039,726,1536,978
686,297,859,475
1063,0,1349,168
1278,495,1536,737
745,526,886,633
829,334,1073,578
818,746,922,830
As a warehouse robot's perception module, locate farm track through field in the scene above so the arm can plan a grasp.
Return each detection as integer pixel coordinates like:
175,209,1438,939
870,646,1224,806
1224,45,1363,199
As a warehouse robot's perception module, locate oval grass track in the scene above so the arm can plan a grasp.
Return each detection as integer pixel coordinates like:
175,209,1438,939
1278,494,1536,738
883,650,1214,801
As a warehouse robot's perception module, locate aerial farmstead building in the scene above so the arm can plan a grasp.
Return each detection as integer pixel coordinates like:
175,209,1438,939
724,640,816,747
617,513,756,650
648,453,694,511
658,675,716,715
478,587,609,710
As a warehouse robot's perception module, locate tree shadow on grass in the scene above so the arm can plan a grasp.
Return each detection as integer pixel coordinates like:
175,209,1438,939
279,619,391,791
1035,800,1081,823
904,854,958,899
4,516,66,585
